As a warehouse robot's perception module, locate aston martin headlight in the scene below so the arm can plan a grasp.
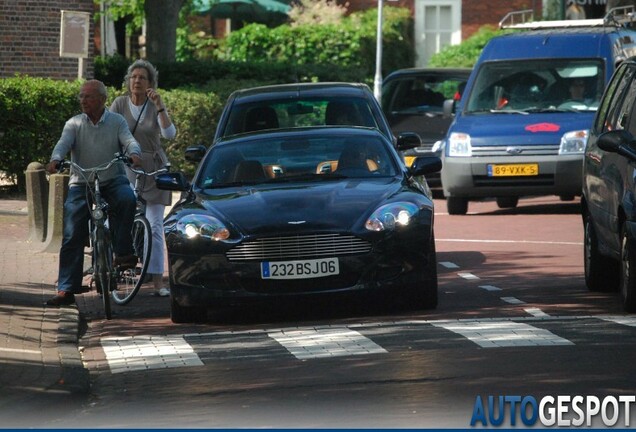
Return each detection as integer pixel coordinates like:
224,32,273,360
177,214,230,241
365,203,419,231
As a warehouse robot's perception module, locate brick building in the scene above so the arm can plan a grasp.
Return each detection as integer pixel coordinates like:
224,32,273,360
0,0,613,80
0,0,95,80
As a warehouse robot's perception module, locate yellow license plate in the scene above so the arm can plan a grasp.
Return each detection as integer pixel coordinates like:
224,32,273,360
488,163,539,177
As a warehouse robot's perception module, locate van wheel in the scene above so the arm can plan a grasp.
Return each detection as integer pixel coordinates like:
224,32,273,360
496,196,518,208
620,225,636,312
447,197,468,215
584,212,618,292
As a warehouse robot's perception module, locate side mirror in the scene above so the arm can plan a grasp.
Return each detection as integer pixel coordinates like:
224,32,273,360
597,130,636,162
443,99,455,118
156,172,190,192
185,144,207,163
409,156,442,177
395,132,422,151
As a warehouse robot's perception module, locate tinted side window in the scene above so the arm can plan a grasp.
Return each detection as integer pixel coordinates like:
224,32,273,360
597,65,636,133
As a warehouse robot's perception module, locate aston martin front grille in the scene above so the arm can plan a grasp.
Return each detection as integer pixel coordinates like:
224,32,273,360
226,234,372,261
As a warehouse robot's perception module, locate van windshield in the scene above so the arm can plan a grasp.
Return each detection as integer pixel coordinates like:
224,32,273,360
465,59,604,114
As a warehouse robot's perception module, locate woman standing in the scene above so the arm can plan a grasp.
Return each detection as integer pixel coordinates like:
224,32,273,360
111,59,176,297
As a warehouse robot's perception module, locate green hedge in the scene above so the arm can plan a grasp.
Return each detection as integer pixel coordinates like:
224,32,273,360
0,76,222,189
3,7,415,191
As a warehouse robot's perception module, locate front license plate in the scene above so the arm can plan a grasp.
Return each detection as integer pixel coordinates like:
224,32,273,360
261,258,340,279
487,163,539,177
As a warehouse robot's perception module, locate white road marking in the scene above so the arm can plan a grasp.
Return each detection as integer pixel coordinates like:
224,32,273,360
437,238,582,246
92,316,634,374
479,285,502,291
268,328,387,360
101,335,203,374
501,296,526,305
439,261,460,269
458,272,480,280
525,308,550,317
599,316,636,327
431,320,573,348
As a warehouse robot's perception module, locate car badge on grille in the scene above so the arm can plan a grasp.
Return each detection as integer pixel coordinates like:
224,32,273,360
288,221,306,224
506,147,523,155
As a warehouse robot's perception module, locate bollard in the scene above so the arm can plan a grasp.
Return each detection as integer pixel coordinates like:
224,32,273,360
40,173,69,253
25,162,48,243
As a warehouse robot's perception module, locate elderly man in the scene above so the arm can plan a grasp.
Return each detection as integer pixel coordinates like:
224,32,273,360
45,80,142,306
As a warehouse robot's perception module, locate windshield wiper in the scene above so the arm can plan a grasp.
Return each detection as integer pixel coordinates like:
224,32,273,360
488,108,530,115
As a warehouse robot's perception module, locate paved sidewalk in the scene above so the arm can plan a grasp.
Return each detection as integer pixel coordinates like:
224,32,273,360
0,198,89,426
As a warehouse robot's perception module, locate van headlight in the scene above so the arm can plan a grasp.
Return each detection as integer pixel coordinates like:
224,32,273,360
447,132,472,157
559,130,588,155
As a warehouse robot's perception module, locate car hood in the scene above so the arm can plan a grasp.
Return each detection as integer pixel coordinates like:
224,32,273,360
189,178,406,235
451,112,594,146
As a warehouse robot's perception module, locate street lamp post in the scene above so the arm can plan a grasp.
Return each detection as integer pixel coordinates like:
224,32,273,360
373,0,384,101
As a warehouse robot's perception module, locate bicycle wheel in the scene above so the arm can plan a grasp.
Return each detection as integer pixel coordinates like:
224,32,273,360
112,215,152,305
94,227,113,320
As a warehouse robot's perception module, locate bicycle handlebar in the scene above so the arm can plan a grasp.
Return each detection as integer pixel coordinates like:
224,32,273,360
127,165,170,177
58,153,130,175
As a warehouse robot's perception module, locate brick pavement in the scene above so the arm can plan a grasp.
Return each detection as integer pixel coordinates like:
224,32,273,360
0,198,90,426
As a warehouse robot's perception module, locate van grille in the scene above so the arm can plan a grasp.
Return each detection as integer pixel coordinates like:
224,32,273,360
226,234,372,261
472,145,559,157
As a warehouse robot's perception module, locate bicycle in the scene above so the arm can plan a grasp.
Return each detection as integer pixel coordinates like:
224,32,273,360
111,164,168,305
57,154,154,319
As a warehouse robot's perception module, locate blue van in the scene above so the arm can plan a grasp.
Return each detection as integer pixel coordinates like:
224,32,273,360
440,8,636,214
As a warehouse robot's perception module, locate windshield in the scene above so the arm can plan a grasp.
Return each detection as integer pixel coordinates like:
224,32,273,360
222,97,380,136
196,134,399,188
465,59,604,113
382,73,468,115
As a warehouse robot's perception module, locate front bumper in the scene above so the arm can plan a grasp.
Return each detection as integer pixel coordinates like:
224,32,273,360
441,154,583,198
166,230,434,307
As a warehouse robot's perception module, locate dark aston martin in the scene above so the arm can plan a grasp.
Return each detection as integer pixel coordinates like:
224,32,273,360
157,126,441,323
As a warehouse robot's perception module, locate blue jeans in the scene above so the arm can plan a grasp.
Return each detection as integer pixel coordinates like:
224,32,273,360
57,176,136,294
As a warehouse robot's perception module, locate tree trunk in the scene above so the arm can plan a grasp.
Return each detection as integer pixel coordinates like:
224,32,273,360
144,0,185,63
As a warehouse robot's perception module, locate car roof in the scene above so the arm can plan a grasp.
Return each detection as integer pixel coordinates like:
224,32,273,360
228,82,374,103
214,125,388,147
383,67,472,83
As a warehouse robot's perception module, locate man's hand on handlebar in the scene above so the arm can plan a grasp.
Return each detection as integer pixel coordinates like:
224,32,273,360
46,160,61,174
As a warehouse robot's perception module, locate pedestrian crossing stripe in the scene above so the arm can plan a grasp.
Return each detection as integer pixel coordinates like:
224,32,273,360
100,335,203,374
430,320,573,348
268,328,387,359
94,315,636,373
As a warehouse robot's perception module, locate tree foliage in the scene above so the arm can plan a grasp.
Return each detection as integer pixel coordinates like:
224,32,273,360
288,0,348,27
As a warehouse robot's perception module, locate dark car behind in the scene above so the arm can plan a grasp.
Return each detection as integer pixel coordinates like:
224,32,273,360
381,68,471,188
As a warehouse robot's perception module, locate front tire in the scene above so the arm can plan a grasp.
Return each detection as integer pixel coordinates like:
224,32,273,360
447,197,468,215
583,212,618,292
620,225,636,312
94,228,113,320
404,235,438,310
496,196,518,209
171,296,207,323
